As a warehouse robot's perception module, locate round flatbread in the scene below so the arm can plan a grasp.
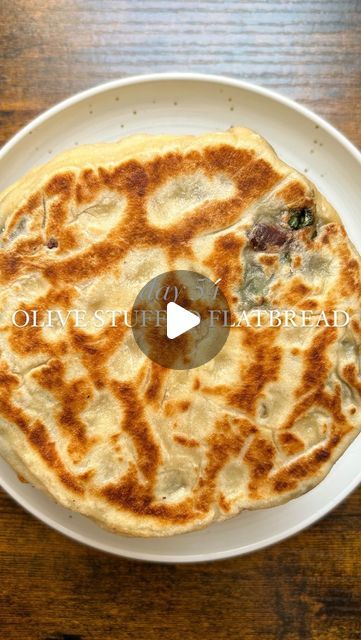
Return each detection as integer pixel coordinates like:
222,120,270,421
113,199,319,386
0,127,360,536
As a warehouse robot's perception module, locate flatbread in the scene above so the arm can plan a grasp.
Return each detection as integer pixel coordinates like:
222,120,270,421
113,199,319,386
0,127,360,536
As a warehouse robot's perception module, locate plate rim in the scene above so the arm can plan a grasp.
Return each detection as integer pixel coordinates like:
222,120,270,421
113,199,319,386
1,71,361,563
1,71,360,163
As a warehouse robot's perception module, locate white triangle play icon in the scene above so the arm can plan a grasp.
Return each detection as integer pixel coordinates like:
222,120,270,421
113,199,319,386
166,302,201,340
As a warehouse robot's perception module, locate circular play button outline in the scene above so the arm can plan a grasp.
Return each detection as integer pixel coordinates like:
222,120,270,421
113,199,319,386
131,270,231,370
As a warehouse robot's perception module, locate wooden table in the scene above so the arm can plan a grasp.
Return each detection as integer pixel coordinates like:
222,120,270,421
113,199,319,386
1,1,360,638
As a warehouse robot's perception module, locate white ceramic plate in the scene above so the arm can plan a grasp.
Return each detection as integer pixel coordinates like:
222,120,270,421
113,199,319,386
1,73,361,563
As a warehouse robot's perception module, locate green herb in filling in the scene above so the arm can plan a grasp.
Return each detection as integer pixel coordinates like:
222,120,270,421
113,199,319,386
288,207,314,230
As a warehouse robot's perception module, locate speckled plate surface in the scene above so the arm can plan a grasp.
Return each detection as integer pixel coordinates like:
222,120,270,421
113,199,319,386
1,73,361,562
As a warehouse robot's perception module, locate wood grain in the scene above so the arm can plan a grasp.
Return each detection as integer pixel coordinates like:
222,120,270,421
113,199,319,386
0,1,361,639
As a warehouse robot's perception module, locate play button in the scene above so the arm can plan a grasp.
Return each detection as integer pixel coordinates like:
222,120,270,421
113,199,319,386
166,302,200,339
131,270,230,370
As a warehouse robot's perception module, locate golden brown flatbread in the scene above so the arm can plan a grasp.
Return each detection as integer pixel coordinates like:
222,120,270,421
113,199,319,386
0,128,360,536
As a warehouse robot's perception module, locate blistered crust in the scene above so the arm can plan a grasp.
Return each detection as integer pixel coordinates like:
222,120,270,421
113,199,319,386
0,127,360,536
